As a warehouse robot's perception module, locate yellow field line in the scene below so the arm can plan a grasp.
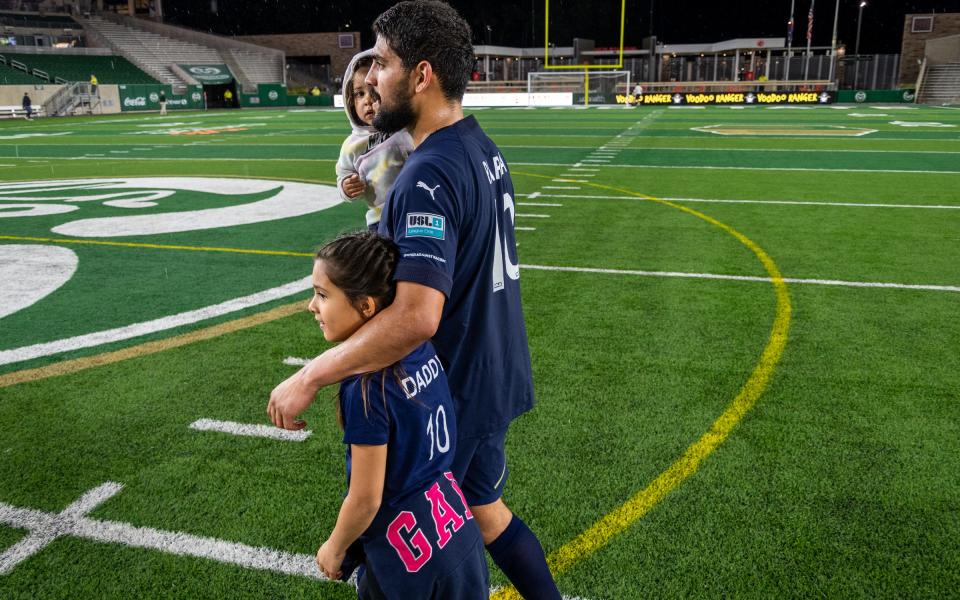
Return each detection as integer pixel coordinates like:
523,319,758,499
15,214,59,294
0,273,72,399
489,173,792,598
0,301,305,388
0,235,313,258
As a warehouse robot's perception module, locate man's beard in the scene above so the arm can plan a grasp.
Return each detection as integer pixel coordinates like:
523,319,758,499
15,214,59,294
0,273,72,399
373,86,415,134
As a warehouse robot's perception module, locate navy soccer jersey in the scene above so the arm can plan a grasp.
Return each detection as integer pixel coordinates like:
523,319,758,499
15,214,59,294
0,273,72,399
379,115,534,438
339,341,483,593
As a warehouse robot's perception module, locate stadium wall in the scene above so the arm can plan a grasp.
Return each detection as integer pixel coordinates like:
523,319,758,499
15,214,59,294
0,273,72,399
899,13,960,85
0,84,63,107
236,33,360,82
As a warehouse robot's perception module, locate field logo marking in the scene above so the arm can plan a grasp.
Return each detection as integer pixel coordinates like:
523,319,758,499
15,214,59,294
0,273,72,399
492,173,793,599
0,245,77,319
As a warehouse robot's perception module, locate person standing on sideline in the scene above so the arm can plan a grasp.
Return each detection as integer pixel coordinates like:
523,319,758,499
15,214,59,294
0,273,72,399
223,88,233,107
159,90,167,115
89,74,98,96
21,92,33,120
268,2,562,597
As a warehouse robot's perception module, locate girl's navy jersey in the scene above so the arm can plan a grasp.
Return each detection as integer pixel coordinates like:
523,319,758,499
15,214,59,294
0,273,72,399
340,341,483,593
379,115,534,438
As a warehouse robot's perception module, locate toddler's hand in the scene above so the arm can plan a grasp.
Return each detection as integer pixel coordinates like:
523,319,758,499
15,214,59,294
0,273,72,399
342,174,366,199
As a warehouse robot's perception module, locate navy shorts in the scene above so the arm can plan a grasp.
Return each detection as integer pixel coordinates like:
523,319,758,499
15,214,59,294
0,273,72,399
357,537,488,600
450,427,509,507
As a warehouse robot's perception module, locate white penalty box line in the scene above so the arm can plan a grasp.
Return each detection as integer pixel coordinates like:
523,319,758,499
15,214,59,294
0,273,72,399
0,482,330,581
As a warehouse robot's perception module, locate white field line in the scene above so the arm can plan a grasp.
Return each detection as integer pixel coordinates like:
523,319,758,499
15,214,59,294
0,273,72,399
0,276,312,367
543,186,580,190
516,227,537,231
487,587,590,600
520,264,960,294
520,192,960,210
0,483,330,581
526,191,541,199
518,202,563,207
516,213,551,218
189,419,312,442
282,356,311,366
513,162,960,175
0,482,123,574
498,145,960,156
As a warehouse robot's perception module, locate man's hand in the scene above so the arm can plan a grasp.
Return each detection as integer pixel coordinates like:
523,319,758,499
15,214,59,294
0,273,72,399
267,369,317,430
316,540,345,581
341,174,366,199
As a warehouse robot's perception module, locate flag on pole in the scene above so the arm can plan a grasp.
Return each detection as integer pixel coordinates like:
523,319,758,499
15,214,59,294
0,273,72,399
787,17,795,44
806,3,814,42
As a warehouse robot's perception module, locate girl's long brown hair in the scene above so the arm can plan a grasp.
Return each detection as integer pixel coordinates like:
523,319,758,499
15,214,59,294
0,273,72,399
315,231,405,428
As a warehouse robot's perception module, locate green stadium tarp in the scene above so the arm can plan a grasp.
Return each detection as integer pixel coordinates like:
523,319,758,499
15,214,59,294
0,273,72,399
836,89,916,103
178,64,234,85
118,84,204,111
239,83,287,108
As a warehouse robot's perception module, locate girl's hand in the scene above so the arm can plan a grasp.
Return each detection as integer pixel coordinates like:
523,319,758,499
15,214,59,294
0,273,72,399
342,174,366,199
316,540,345,581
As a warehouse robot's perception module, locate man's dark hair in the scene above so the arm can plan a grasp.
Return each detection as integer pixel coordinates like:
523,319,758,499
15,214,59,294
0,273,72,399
373,0,473,101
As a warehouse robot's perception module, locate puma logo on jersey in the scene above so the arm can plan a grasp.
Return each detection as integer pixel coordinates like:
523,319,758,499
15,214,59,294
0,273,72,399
416,181,440,200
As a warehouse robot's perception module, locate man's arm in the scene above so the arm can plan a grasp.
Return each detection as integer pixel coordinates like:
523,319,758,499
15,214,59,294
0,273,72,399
267,281,444,430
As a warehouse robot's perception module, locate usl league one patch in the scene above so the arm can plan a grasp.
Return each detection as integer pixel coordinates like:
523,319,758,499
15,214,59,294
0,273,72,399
406,213,445,240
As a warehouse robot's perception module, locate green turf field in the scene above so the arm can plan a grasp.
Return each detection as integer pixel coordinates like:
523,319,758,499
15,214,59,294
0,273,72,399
1,104,958,598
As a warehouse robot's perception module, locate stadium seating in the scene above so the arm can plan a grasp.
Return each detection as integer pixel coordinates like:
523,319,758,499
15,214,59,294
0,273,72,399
0,55,47,84
0,52,157,84
0,11,77,29
83,16,224,89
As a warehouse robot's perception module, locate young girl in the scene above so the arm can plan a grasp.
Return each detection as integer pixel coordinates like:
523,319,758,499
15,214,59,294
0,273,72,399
336,51,414,230
311,232,488,599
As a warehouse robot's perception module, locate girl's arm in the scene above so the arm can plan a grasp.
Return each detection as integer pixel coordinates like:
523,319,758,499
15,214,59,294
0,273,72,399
316,443,387,580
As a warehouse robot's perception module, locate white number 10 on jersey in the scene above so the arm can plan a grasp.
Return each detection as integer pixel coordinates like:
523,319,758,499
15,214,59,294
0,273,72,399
492,192,520,292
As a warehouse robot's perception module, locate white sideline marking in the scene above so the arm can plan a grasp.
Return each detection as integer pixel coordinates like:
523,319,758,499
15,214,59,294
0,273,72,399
516,213,551,218
518,202,563,207
516,227,537,231
527,191,541,199
282,356,310,367
544,186,580,190
513,162,960,175
0,482,123,574
520,264,960,294
525,192,960,210
0,483,329,581
189,419,312,442
0,276,312,367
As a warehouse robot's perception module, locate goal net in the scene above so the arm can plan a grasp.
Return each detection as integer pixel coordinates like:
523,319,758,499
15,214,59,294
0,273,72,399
527,70,631,104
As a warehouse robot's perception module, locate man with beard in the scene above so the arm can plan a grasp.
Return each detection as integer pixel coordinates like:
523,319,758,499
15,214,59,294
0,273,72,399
268,1,561,597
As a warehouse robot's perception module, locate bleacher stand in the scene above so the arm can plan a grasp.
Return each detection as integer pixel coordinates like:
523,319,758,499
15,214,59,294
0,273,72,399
0,53,157,84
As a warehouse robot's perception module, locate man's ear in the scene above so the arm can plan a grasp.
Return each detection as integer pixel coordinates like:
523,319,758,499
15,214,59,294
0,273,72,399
413,60,434,94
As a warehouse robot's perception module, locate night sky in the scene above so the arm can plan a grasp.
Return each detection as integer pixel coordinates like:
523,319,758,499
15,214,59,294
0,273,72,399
163,1,960,55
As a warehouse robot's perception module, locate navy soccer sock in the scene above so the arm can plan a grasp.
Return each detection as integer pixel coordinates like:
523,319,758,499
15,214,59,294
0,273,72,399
486,515,562,600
